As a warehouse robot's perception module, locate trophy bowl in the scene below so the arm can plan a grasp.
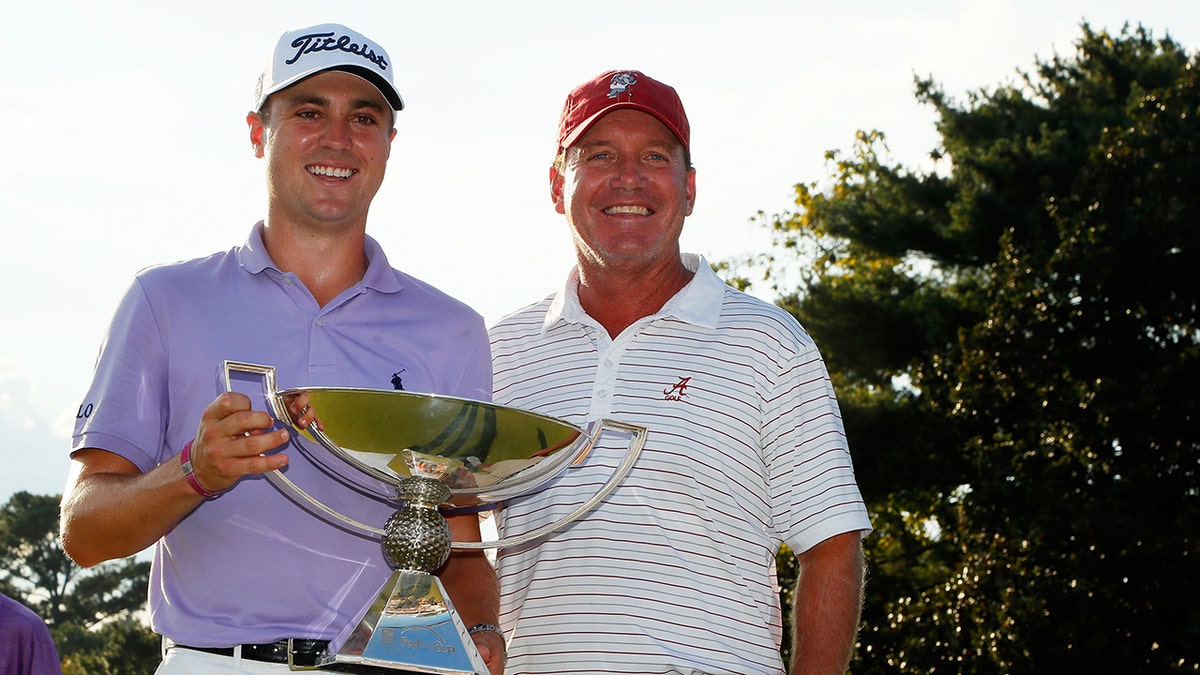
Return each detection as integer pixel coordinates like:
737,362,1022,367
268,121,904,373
222,361,646,674
280,385,589,504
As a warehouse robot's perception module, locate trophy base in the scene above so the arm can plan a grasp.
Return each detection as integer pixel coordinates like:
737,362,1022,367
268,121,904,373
317,570,489,674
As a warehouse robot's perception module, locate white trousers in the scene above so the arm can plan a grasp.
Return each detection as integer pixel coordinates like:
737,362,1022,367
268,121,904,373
155,646,293,673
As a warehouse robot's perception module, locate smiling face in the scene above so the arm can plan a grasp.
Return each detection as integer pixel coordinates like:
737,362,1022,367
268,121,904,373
552,109,696,274
248,70,396,235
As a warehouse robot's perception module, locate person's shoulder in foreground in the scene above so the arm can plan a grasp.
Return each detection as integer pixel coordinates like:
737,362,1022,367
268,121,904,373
0,592,63,675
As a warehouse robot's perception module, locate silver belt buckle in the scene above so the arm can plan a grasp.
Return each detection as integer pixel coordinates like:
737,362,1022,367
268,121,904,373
287,638,319,671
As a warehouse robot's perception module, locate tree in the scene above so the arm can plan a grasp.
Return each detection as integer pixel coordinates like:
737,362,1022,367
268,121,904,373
752,24,1199,672
56,619,160,675
0,491,159,673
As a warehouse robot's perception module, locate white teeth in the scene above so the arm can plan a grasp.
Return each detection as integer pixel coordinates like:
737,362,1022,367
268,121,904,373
308,166,355,178
605,205,650,215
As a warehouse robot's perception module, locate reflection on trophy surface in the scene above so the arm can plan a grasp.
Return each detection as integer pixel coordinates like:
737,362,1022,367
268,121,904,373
223,361,647,674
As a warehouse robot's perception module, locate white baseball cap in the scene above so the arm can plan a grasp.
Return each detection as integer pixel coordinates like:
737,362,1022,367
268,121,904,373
253,23,405,112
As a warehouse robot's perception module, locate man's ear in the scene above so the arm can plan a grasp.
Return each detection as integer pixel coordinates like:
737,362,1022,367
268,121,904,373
550,165,566,215
684,167,697,217
247,112,266,158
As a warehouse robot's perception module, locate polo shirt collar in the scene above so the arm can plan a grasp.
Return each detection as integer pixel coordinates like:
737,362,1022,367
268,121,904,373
236,221,403,294
662,253,725,329
543,253,725,334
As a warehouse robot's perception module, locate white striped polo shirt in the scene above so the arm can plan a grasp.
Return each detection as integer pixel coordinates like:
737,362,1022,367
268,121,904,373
488,254,871,674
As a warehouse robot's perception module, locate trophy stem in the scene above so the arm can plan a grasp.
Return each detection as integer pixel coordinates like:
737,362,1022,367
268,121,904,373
384,477,453,574
317,477,489,674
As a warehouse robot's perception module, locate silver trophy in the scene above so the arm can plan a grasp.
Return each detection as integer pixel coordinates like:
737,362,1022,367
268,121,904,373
223,361,646,674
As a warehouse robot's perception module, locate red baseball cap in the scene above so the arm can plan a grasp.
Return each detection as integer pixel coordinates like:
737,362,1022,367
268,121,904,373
557,70,690,155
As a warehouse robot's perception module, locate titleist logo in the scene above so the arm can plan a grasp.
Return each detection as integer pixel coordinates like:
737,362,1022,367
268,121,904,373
286,31,388,71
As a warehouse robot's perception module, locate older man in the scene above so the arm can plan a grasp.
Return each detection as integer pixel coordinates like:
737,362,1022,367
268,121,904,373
489,70,871,674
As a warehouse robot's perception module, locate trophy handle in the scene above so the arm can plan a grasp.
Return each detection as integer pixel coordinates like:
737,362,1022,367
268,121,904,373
222,360,388,538
451,418,648,551
222,360,290,421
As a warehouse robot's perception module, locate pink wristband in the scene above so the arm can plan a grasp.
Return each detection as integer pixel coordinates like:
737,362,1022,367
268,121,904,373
180,441,223,499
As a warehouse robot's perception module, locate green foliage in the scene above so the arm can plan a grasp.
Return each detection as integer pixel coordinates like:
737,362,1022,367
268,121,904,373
57,619,160,675
1,491,77,622
777,545,798,665
753,23,1199,672
0,492,158,673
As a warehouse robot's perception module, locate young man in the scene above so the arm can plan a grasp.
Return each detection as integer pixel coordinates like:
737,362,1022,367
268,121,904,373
61,24,504,673
489,70,872,674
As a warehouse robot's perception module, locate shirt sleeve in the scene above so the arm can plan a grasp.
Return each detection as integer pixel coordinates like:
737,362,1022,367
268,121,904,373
763,326,872,553
71,274,170,471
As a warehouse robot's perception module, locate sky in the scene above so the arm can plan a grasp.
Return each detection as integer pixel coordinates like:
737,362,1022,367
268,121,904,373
3,0,1198,503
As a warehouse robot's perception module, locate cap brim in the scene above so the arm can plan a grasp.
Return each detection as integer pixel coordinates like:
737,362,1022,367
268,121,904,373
258,65,405,112
331,65,405,111
560,102,687,152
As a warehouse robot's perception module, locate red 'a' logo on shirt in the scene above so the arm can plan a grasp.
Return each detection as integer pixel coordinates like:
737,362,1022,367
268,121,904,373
663,376,691,401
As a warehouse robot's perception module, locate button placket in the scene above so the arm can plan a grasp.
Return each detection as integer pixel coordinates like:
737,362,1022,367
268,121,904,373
590,334,628,419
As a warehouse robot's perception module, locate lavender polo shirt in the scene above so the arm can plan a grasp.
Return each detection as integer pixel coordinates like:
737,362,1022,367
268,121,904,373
71,222,492,646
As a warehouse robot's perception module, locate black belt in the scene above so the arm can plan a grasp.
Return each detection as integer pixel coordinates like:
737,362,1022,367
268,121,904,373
175,638,330,668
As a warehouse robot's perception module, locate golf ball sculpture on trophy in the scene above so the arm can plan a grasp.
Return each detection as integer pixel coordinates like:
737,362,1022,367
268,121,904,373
222,362,647,674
